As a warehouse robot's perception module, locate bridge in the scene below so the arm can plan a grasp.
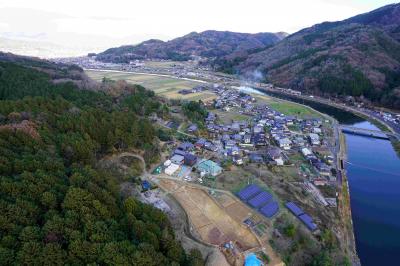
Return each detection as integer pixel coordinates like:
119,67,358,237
339,125,400,140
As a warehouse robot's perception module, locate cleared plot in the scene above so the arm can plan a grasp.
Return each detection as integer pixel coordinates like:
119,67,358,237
225,202,252,222
160,180,260,251
86,70,203,94
162,91,217,102
212,109,249,124
215,193,237,208
158,179,283,265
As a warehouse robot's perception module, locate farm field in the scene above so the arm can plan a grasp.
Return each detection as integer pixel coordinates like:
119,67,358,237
158,179,283,265
159,179,259,250
212,108,250,124
253,94,323,119
86,70,215,101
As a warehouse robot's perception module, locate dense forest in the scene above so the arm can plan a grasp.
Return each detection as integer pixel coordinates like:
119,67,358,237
181,101,208,128
0,59,204,265
218,4,400,109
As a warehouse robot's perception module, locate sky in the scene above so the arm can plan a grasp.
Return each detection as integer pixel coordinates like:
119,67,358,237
0,0,397,56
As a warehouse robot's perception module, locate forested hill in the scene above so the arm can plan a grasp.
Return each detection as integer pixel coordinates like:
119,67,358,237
0,55,204,265
221,3,400,109
95,30,287,63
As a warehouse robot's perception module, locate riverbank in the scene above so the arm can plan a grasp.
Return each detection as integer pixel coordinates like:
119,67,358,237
390,138,400,157
337,132,360,265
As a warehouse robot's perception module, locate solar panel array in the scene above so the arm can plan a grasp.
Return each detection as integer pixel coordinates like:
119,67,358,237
248,191,273,208
298,214,317,231
237,184,280,219
237,184,262,200
285,201,317,231
285,202,304,216
260,201,279,218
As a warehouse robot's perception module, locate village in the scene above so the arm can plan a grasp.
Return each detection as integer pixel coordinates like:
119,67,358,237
57,56,356,264
158,85,338,207
134,83,344,265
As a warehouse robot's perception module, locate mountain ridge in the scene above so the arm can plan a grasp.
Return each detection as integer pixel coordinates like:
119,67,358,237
95,30,287,63
230,3,400,109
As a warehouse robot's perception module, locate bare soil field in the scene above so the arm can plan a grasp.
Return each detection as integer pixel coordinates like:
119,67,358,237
224,202,252,223
157,178,284,266
159,180,260,251
212,108,250,124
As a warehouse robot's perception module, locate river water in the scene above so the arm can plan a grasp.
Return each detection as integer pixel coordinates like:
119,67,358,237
240,87,400,265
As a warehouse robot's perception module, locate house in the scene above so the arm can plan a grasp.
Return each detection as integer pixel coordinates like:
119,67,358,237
222,134,231,142
178,142,194,151
231,122,240,132
293,137,306,146
286,116,295,125
227,146,240,156
165,163,180,175
314,162,331,176
197,160,223,176
187,124,198,133
163,160,171,167
253,125,264,134
166,121,179,129
313,178,328,186
277,138,292,150
204,141,218,151
171,154,185,165
184,153,197,166
195,138,206,149
233,134,242,142
205,112,216,122
141,180,151,191
254,133,266,146
313,127,322,134
308,133,320,146
249,154,264,163
243,134,252,144
301,148,313,157
267,147,282,160
173,149,186,156
275,158,284,166
224,140,236,149
233,156,243,165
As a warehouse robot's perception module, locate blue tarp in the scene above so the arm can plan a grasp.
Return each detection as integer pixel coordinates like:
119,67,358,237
245,253,261,266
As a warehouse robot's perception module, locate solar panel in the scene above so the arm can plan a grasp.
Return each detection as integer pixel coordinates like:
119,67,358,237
285,202,304,216
260,201,279,218
237,184,262,200
298,214,317,231
248,191,273,209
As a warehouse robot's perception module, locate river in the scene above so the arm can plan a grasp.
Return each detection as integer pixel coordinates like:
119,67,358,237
240,86,400,265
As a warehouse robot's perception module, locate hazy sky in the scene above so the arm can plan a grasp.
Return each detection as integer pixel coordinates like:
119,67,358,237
0,0,396,43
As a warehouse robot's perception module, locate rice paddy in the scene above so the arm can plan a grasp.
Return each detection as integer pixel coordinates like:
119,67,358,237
86,69,214,101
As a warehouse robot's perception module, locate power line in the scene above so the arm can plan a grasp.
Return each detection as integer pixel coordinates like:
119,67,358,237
345,161,400,177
